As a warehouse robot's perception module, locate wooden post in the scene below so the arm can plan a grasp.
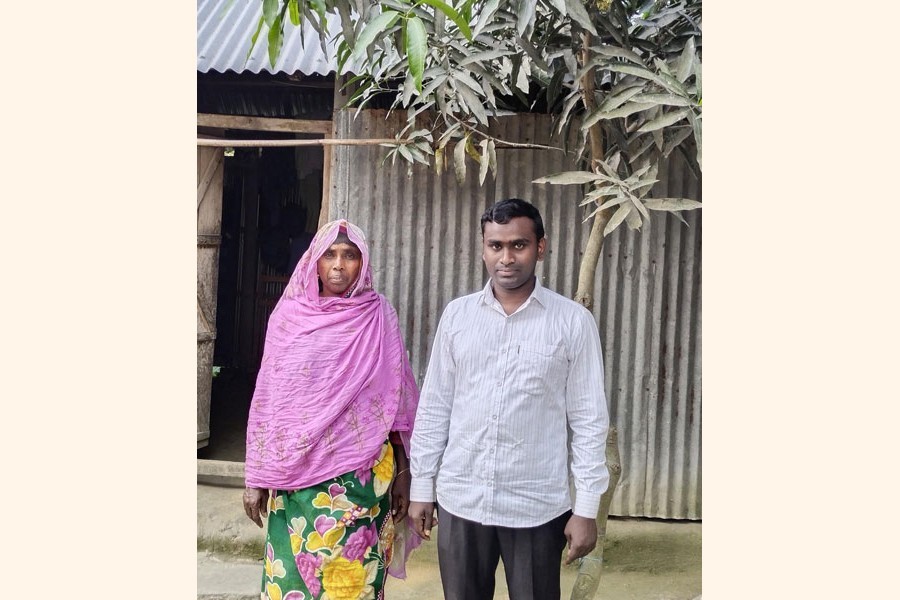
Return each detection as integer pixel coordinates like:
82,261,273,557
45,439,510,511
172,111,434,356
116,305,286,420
569,427,622,600
197,145,225,448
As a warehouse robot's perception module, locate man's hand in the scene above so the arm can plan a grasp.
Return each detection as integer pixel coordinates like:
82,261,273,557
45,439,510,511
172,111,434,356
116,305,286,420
391,468,411,523
408,501,438,540
243,487,269,528
563,514,598,564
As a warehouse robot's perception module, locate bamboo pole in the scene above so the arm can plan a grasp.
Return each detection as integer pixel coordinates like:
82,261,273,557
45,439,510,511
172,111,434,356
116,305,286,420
196,137,562,150
197,138,402,147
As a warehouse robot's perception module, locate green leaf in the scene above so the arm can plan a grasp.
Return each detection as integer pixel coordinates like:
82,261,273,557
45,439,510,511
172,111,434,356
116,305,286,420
693,54,702,97
533,171,603,185
597,157,621,179
309,0,326,28
464,137,482,163
565,0,598,35
401,71,416,107
288,0,301,26
547,0,567,16
336,2,357,47
604,63,671,89
675,37,696,83
421,73,449,98
630,195,650,221
517,35,551,73
454,136,468,184
630,93,694,107
636,107,691,133
598,83,646,112
336,40,351,74
418,0,473,41
487,139,497,176
458,49,515,67
557,89,582,135
452,70,484,96
472,0,501,39
405,15,427,92
596,195,631,211
481,76,497,108
643,198,703,211
352,10,402,62
669,211,689,227
630,177,659,197
587,184,623,198
263,0,279,28
627,161,653,183
434,147,445,175
592,44,645,65
479,139,490,185
662,126,694,158
547,68,565,110
438,123,462,149
689,112,702,169
604,203,632,236
656,70,689,97
267,12,284,68
516,0,536,36
595,12,625,46
455,83,489,125
582,102,655,130
652,126,664,151
572,56,604,84
246,15,266,63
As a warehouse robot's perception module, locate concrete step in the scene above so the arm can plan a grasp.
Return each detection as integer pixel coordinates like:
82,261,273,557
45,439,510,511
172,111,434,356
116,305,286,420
197,551,260,600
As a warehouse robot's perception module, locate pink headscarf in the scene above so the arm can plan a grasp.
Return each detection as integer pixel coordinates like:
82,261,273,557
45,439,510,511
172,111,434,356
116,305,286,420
245,219,418,492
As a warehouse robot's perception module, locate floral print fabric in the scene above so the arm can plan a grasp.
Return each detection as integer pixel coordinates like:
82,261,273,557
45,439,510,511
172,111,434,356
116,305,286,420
261,442,396,600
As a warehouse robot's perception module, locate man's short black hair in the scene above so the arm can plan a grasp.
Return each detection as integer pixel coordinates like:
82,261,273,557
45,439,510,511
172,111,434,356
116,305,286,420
480,198,545,240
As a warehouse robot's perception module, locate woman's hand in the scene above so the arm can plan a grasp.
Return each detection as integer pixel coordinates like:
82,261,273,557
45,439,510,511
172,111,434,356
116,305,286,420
391,467,411,522
390,436,411,523
243,487,269,528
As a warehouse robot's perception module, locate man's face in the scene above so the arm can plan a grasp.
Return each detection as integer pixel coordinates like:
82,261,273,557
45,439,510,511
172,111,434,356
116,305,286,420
317,242,362,297
482,217,546,292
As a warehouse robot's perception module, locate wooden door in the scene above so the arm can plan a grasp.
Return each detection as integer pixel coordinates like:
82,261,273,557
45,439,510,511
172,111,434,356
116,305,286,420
197,145,224,448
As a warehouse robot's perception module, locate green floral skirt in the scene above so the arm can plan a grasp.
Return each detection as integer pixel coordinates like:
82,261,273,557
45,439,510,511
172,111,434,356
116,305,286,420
260,441,396,600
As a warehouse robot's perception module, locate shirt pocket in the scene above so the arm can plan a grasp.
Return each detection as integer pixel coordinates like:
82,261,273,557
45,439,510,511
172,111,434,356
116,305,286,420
514,342,567,393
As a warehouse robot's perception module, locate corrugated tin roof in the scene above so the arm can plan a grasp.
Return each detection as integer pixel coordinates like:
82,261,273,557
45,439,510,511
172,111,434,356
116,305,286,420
198,0,361,76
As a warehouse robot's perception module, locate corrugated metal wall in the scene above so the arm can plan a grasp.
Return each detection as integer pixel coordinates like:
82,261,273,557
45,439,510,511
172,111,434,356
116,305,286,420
330,109,701,520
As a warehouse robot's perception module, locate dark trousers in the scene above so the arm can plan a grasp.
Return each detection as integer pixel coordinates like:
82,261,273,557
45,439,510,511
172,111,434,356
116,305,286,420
436,507,571,600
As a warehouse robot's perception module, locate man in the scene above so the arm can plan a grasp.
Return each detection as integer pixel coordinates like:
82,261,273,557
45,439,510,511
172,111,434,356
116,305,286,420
409,198,610,600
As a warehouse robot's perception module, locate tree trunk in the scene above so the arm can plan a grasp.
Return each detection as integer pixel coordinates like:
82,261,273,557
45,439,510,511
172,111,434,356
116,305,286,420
573,210,612,311
569,428,622,600
574,33,613,313
570,36,619,600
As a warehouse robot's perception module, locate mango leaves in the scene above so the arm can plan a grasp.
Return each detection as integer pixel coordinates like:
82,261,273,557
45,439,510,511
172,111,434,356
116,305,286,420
245,0,701,236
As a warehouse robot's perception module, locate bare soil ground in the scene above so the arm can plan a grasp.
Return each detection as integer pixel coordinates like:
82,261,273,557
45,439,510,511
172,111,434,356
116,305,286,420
198,517,700,600
386,518,701,600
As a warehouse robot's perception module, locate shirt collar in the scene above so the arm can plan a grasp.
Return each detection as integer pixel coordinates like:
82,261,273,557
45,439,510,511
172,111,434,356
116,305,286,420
478,277,548,312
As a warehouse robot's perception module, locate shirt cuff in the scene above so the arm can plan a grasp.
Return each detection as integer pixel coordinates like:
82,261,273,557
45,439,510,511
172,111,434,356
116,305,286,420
573,492,603,519
409,476,436,503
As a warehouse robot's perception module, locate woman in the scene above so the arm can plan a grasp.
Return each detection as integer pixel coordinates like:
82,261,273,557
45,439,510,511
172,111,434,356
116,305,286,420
243,219,420,600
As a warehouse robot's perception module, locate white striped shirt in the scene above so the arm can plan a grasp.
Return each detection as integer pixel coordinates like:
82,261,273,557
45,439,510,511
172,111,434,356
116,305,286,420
409,278,610,527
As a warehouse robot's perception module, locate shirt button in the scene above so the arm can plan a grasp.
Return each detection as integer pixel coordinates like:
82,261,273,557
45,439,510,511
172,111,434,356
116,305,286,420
492,414,497,420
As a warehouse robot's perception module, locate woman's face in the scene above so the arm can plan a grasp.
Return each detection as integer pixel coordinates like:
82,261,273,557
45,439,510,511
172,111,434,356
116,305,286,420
317,241,362,297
